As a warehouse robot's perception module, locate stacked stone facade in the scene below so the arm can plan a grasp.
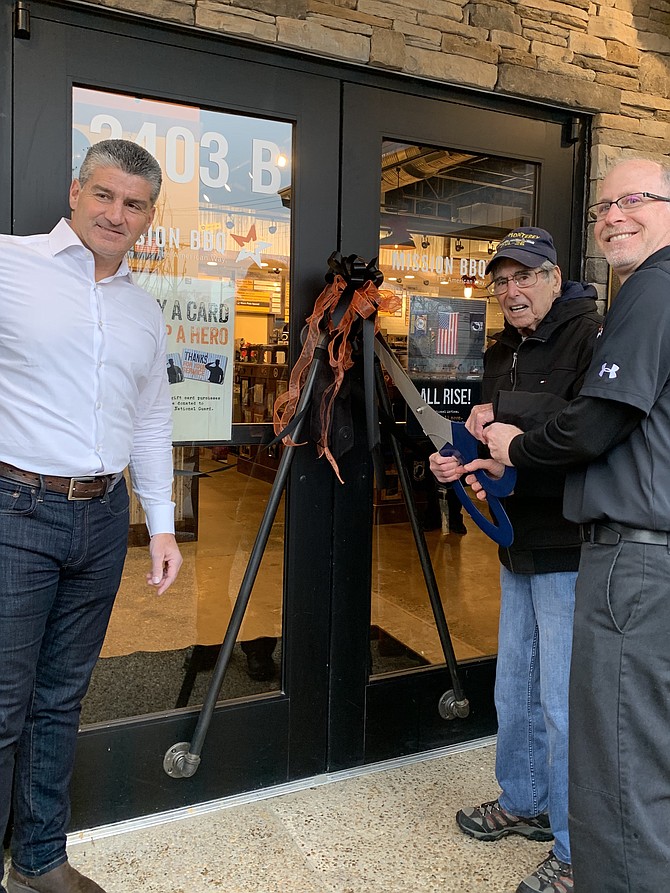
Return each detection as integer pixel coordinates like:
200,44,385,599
87,0,670,293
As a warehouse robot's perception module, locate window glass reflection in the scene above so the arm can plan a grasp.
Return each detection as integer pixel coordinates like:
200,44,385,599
372,144,537,675
72,89,291,721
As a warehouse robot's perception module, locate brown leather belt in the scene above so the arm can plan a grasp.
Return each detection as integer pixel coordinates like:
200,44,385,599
0,461,120,500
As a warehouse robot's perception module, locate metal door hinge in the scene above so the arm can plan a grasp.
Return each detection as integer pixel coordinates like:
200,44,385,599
15,1,30,39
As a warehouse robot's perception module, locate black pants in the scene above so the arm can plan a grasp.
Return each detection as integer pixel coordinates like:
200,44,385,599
570,540,670,892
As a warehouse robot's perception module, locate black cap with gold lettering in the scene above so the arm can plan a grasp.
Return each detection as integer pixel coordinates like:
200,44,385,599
485,227,557,275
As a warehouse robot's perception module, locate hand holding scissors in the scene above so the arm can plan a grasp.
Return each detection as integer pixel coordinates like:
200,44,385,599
375,337,516,546
482,422,523,466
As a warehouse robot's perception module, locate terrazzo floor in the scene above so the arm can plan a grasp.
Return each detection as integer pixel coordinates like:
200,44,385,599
57,743,551,893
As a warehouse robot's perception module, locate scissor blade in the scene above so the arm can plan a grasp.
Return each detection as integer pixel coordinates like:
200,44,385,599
374,338,453,450
375,335,516,547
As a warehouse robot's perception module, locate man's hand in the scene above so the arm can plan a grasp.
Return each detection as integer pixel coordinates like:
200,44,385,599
461,458,507,501
465,403,494,442
147,533,183,595
482,422,523,466
429,451,465,483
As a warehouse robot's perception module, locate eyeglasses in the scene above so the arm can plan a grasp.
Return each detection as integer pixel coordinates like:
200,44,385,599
587,192,670,222
486,268,545,296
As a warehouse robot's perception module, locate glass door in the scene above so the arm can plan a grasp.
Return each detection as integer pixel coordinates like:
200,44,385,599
11,4,340,828
335,84,586,764
71,88,293,717
7,1,587,827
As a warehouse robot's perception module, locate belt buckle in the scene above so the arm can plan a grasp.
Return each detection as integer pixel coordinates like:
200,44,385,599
67,476,98,500
581,523,595,544
599,524,621,545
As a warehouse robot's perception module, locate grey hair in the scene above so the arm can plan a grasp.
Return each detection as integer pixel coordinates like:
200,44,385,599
78,139,162,204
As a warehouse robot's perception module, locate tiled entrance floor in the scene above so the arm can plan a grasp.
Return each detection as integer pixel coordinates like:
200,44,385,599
60,742,550,893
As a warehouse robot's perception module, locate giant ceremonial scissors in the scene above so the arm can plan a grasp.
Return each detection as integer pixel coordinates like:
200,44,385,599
374,337,516,547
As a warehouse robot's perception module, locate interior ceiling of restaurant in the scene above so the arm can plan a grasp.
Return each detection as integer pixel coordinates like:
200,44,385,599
380,146,535,241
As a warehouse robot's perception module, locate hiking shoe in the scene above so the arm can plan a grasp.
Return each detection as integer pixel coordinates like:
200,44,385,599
456,798,553,842
516,850,573,892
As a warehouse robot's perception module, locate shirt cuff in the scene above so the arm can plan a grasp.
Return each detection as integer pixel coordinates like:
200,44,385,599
145,502,176,537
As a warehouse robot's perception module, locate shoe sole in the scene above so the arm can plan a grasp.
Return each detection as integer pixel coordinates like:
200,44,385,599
7,870,105,893
456,821,554,843
7,879,34,893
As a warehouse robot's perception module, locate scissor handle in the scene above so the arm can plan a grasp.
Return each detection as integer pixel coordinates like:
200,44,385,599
438,421,516,547
451,479,514,547
439,421,516,498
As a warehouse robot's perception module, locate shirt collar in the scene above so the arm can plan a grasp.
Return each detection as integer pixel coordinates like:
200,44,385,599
48,218,132,281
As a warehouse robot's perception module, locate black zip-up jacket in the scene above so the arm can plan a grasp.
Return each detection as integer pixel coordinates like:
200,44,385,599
483,281,602,573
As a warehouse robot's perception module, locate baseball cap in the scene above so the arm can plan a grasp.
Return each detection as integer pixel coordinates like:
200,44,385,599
485,227,557,275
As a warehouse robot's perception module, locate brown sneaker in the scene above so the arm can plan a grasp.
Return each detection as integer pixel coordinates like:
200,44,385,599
515,850,573,892
456,797,553,842
7,862,106,893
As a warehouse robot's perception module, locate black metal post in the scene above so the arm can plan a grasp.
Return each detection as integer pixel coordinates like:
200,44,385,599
164,332,330,778
373,357,469,719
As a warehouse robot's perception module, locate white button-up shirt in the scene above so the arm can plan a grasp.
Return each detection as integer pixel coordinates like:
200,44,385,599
0,218,174,535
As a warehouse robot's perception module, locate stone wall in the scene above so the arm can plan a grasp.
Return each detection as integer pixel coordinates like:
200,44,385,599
86,0,670,294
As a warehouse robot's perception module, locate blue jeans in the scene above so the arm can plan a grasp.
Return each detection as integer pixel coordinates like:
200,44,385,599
495,567,576,864
0,474,129,877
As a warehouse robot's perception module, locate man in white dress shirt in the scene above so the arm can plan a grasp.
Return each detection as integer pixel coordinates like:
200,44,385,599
0,140,182,893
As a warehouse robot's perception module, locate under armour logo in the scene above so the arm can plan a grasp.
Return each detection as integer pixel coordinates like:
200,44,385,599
599,363,619,379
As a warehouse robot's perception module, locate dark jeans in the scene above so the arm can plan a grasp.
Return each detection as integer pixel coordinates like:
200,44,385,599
570,540,670,892
0,475,129,877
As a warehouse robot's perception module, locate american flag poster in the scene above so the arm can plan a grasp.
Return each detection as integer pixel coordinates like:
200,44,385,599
408,296,486,377
436,311,459,355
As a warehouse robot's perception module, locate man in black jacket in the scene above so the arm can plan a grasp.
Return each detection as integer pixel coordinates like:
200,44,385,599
483,160,670,893
430,227,601,893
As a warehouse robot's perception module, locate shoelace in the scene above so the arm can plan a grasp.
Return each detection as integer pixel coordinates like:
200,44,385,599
536,853,573,885
478,799,502,814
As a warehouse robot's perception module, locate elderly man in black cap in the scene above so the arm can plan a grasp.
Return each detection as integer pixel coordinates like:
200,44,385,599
430,227,601,893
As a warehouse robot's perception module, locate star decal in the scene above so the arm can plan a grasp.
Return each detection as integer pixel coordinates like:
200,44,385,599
236,241,272,266
231,224,257,247
231,224,271,266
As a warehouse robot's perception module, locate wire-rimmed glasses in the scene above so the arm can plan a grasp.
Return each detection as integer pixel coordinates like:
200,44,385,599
486,268,544,296
587,192,670,222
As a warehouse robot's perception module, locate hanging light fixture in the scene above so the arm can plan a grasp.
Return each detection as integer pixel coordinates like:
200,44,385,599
455,238,464,252
487,240,495,255
462,275,476,299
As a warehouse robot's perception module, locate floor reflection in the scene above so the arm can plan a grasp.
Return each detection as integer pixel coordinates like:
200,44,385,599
81,452,501,725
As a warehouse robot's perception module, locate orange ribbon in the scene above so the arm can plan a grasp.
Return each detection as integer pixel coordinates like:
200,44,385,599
273,274,401,482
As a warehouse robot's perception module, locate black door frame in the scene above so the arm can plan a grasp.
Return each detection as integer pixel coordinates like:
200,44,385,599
0,0,12,235
332,82,587,765
3,0,589,827
9,1,341,829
